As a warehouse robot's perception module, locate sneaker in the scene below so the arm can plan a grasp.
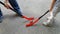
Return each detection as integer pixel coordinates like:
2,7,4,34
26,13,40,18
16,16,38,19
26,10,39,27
43,17,54,27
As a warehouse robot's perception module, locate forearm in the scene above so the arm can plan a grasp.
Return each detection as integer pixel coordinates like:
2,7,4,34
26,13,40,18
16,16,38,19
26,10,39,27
49,0,56,12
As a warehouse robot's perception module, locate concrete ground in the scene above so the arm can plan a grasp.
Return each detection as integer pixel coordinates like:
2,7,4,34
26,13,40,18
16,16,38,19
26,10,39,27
0,0,60,34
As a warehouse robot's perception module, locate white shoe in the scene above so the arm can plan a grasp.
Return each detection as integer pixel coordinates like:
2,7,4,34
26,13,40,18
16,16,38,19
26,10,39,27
43,17,54,27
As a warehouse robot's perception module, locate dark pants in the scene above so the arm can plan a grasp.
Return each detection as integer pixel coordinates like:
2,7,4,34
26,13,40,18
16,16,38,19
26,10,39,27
0,9,3,22
0,9,2,17
9,0,22,16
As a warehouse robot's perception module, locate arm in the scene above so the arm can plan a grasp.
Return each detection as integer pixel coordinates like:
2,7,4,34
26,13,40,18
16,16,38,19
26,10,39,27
49,0,56,12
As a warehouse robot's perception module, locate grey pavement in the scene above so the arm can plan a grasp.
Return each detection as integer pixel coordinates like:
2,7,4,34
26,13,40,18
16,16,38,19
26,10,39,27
0,0,60,34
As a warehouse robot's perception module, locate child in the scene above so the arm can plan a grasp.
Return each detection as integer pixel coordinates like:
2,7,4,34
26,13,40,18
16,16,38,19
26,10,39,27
43,0,60,26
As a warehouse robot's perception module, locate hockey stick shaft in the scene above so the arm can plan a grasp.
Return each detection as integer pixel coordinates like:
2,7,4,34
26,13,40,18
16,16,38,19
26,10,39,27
33,10,49,24
39,10,49,19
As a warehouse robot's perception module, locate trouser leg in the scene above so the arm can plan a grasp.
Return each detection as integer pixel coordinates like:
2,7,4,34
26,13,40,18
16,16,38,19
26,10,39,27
8,0,23,16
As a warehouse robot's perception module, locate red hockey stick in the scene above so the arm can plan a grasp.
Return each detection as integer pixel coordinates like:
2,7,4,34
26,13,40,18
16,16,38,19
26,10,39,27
26,10,49,27
0,1,34,21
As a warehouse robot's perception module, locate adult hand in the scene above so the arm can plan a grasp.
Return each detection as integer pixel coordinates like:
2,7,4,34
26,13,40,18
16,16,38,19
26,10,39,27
4,3,10,9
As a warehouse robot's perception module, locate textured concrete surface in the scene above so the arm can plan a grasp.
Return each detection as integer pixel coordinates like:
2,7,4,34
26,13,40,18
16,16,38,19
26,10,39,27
0,0,60,34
